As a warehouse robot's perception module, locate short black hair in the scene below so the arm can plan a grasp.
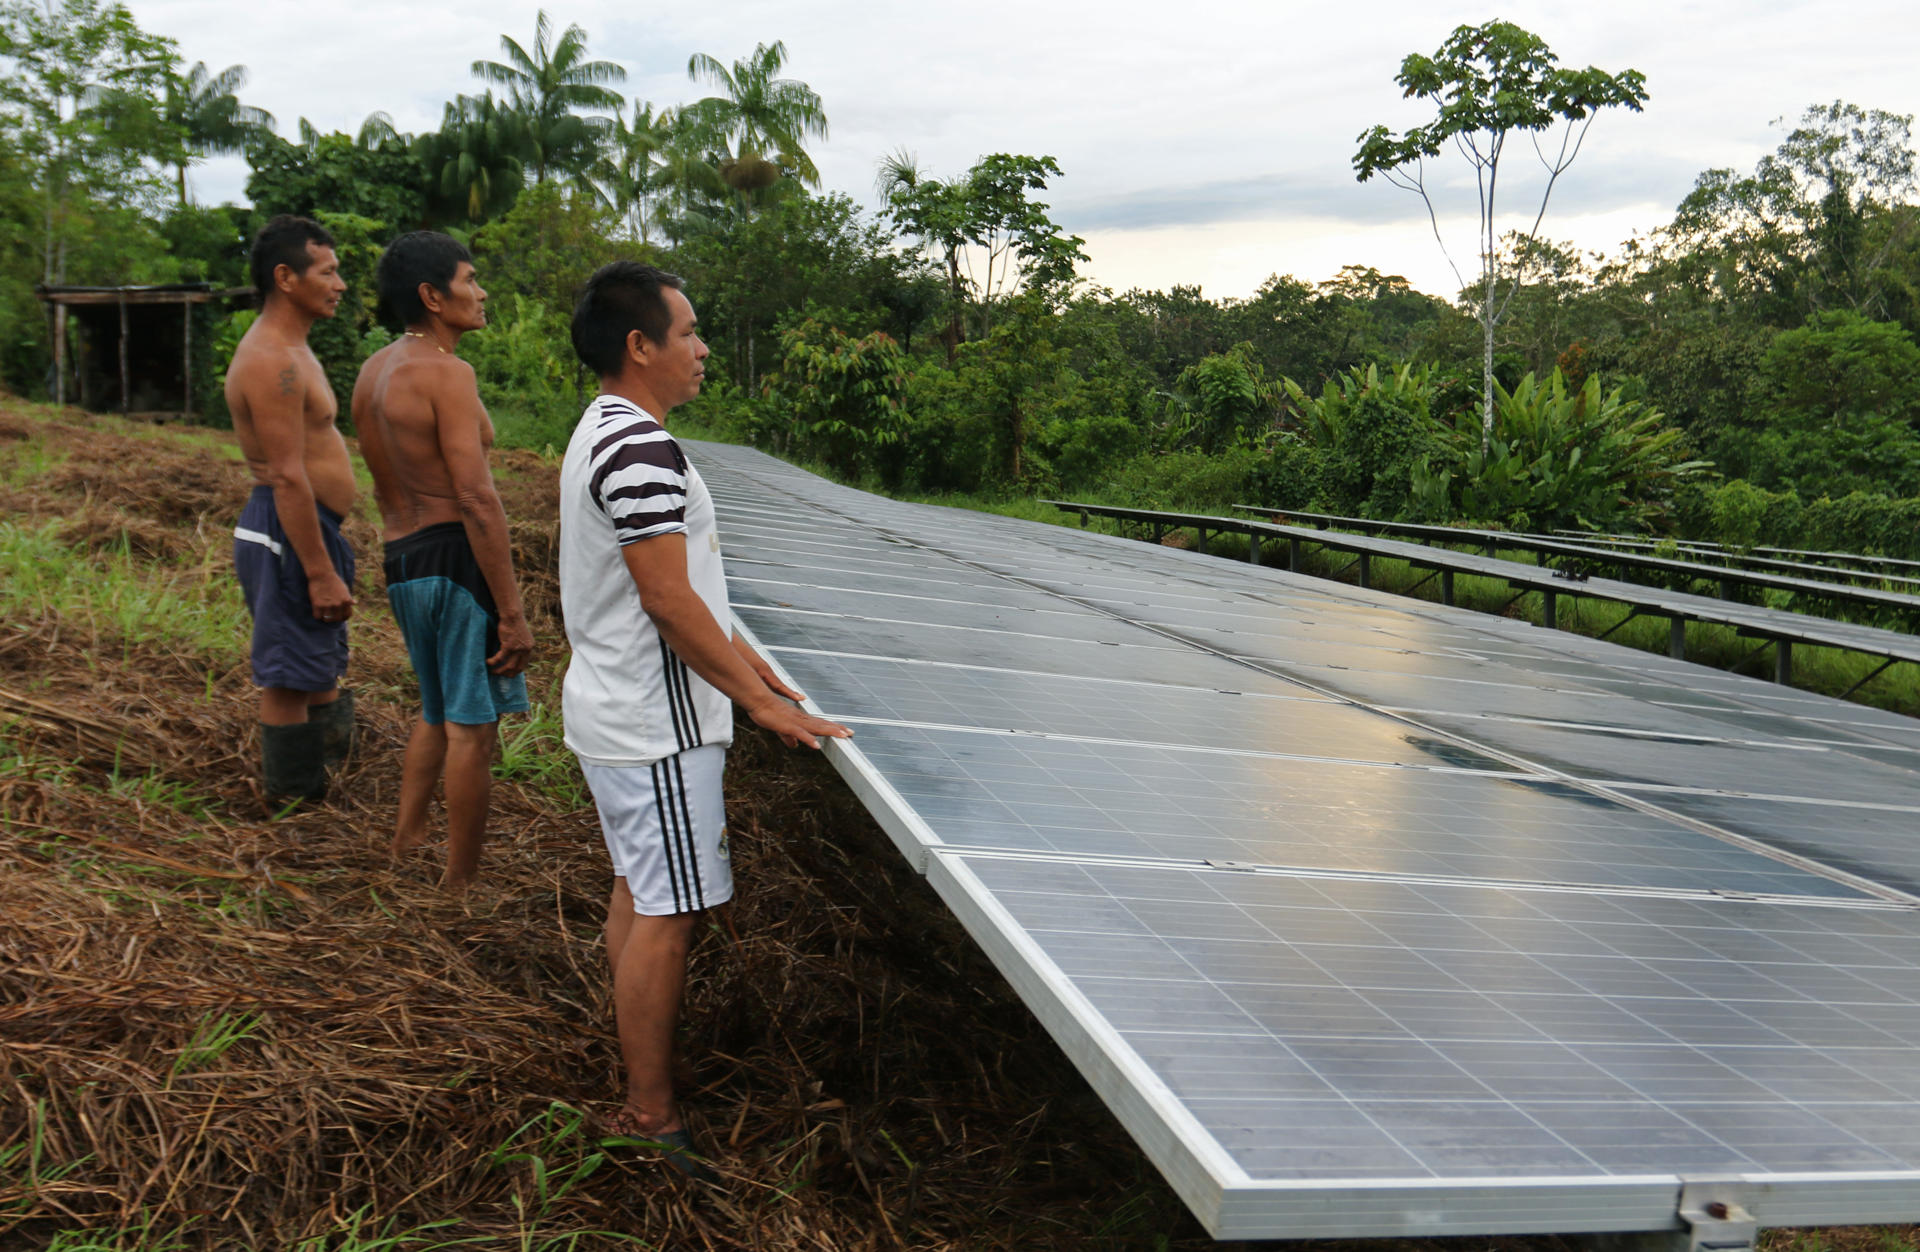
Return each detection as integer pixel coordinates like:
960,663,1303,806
570,261,683,378
376,231,474,329
249,215,335,297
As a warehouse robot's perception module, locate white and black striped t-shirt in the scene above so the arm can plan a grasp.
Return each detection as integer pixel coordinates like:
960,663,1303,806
559,394,733,767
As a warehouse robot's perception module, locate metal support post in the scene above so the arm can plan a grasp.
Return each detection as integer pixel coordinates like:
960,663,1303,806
181,301,193,422
1287,537,1301,572
118,294,131,417
1151,523,1164,544
1669,617,1686,660
1441,569,1455,606
1675,1179,1759,1252
1358,552,1371,589
1196,527,1210,552
1718,577,1734,600
1775,639,1793,686
1542,589,1557,630
52,303,66,407
1247,532,1260,564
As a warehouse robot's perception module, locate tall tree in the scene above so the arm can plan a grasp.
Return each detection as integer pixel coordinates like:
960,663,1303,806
471,9,624,185
245,124,426,229
881,151,1087,359
0,0,176,282
683,39,826,200
599,99,675,242
1669,102,1917,328
162,60,273,205
416,92,527,225
1354,19,1647,452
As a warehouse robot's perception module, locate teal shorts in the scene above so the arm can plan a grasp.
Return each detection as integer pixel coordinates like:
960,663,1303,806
383,523,529,726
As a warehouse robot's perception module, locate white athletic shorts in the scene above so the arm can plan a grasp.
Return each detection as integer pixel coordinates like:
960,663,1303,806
580,745,733,916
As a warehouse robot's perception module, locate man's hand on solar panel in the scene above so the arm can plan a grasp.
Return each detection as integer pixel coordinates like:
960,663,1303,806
622,535,853,750
747,693,852,751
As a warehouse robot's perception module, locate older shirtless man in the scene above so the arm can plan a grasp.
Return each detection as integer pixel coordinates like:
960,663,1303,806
353,231,532,890
227,215,356,807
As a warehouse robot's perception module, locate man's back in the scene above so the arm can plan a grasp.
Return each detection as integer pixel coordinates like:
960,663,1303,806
352,339,495,542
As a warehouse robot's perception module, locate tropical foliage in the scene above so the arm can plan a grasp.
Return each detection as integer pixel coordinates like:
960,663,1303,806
3,7,1920,562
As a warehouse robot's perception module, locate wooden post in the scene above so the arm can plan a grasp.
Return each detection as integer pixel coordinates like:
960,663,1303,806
52,300,66,407
181,300,192,422
118,293,130,417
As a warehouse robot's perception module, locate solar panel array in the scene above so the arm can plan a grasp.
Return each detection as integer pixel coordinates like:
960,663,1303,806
691,439,1920,1239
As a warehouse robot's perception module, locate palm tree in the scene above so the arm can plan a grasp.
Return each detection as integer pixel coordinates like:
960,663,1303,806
683,40,826,199
416,92,529,225
471,10,625,185
598,100,678,242
164,61,275,205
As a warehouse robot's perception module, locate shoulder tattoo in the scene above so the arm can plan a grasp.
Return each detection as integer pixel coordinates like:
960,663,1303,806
277,367,298,397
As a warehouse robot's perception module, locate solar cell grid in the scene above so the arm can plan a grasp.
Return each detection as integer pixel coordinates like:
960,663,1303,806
947,855,1920,1179
687,440,1920,1238
845,720,1866,898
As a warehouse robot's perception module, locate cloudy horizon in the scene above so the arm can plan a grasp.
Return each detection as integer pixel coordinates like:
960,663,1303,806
133,0,1920,302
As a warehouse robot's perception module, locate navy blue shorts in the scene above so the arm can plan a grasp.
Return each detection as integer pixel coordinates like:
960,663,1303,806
384,522,529,726
233,485,356,692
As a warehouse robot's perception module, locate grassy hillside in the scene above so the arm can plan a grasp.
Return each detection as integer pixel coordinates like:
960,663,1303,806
1,399,1913,1252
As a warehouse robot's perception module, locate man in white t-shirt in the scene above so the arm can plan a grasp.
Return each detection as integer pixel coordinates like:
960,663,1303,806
559,260,850,1179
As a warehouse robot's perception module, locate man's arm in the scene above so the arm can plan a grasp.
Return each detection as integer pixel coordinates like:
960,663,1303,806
435,360,531,676
621,534,850,749
243,352,353,620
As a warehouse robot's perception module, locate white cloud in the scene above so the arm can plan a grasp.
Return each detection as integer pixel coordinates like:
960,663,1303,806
133,0,1920,299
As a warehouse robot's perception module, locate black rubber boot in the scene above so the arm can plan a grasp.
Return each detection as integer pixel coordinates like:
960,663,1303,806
260,720,328,809
312,689,355,768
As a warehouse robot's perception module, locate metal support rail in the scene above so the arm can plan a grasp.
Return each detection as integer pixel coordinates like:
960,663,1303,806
1520,531,1920,590
1233,505,1920,620
1550,527,1920,576
1041,500,1920,690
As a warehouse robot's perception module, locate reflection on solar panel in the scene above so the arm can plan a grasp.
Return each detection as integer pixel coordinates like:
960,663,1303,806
694,440,1920,1241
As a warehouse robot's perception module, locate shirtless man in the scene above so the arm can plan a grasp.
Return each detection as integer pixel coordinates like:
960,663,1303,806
352,231,532,890
227,215,356,808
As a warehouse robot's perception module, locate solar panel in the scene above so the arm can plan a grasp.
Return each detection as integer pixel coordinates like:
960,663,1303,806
688,440,1920,1239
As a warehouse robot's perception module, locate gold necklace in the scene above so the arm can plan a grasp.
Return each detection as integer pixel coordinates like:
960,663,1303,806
403,331,449,354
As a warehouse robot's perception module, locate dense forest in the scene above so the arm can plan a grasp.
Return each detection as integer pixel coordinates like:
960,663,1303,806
5,1,1920,557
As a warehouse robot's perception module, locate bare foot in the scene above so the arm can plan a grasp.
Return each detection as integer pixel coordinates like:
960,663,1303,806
605,1105,683,1137
389,827,433,858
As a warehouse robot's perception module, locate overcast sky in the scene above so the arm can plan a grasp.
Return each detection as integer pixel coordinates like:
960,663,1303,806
130,0,1920,301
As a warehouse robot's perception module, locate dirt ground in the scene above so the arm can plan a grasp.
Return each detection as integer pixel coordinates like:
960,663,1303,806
0,400,1911,1252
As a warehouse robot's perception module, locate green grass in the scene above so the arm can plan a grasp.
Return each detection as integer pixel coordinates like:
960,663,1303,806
487,1103,651,1252
169,1010,264,1078
0,520,248,655
105,767,220,822
0,435,69,487
493,699,586,807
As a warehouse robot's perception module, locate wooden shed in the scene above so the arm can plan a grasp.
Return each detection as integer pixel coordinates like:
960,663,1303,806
36,283,252,421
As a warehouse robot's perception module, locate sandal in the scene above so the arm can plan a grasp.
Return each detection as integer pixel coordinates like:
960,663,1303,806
603,1110,719,1184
